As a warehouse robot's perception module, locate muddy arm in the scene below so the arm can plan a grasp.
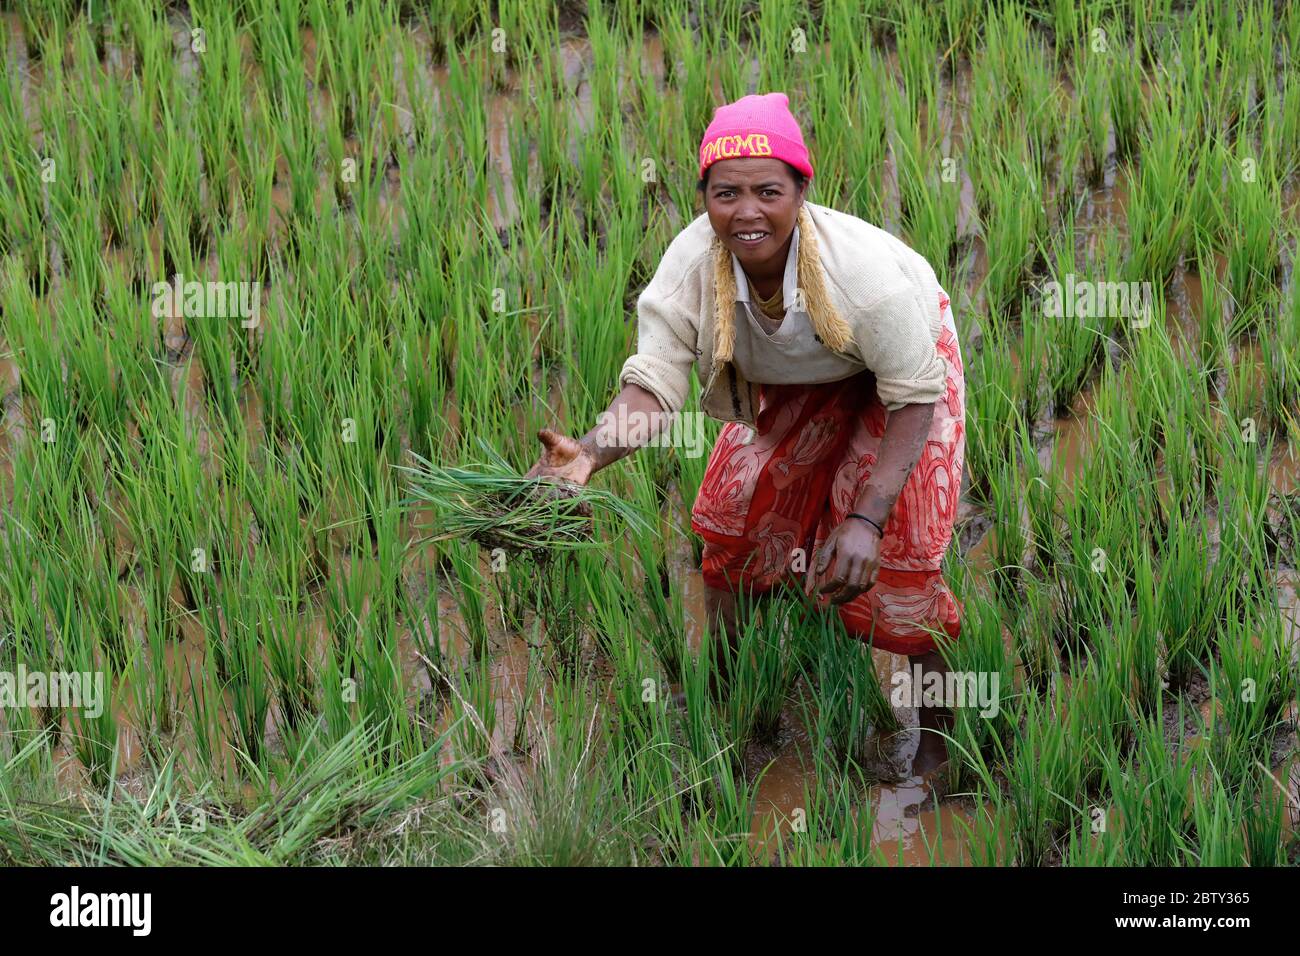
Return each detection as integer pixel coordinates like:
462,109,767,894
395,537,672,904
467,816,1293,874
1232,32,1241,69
850,400,936,528
578,382,674,474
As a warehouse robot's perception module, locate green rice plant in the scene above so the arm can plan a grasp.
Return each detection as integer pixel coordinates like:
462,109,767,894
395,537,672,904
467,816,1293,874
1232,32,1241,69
505,635,547,757
626,526,690,683
1239,768,1291,867
16,0,75,61
189,0,246,225
60,621,119,792
1060,804,1126,865
529,551,592,676
79,498,133,677
0,80,46,289
952,801,1020,865
935,0,983,59
350,619,415,766
1259,61,1300,185
818,27,889,220
1107,23,1145,163
1211,427,1278,625
986,432,1029,604
1222,315,1268,425
1023,425,1065,573
1190,243,1231,379
798,609,899,772
7,719,467,865
1045,0,1086,62
1156,377,1217,517
212,557,274,770
888,82,960,270
1184,762,1253,866
941,569,1018,775
970,142,1049,317
67,22,132,250
685,754,762,867
1069,638,1139,790
893,0,941,114
603,627,693,849
1259,279,1300,438
1122,549,1165,715
1010,577,1063,694
1098,708,1200,866
397,559,448,704
183,642,228,784
963,311,1021,506
1208,606,1296,791
1123,83,1206,287
1154,511,1226,685
1164,5,1234,154
994,687,1079,865
1188,134,1229,256
1219,152,1283,316
1073,29,1112,186
436,650,495,775
717,594,805,745
968,1,1059,171
1052,84,1088,217
1050,498,1121,664
674,609,740,778
444,539,492,661
0,714,60,823
552,206,645,431
1035,219,1107,414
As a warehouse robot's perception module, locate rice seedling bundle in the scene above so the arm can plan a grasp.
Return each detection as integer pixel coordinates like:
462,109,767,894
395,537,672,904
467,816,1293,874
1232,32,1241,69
398,444,653,556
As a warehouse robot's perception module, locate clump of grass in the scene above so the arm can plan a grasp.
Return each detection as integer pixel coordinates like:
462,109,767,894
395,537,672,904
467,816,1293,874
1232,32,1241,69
398,444,653,556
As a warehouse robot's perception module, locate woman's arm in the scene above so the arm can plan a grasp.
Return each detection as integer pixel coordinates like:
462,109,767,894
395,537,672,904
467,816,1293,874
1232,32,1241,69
580,382,676,472
850,400,935,527
524,382,670,484
813,399,935,604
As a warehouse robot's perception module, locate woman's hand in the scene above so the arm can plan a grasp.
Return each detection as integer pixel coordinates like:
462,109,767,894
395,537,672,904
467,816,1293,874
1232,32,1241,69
524,428,596,487
809,518,882,605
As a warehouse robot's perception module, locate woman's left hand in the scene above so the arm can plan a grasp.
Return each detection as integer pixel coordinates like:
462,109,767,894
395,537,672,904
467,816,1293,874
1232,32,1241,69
810,519,882,605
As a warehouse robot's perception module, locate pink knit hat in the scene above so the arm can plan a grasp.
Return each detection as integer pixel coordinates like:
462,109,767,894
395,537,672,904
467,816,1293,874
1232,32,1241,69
698,92,814,183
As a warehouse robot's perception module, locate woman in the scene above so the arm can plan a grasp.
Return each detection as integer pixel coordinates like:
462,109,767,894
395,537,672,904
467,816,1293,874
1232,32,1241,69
526,92,965,777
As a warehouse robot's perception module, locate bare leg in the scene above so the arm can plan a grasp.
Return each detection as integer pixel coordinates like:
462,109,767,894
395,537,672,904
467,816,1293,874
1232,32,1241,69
909,648,953,776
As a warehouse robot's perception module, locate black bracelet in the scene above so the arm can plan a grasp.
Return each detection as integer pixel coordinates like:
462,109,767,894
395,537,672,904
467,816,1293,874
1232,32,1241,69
846,512,884,536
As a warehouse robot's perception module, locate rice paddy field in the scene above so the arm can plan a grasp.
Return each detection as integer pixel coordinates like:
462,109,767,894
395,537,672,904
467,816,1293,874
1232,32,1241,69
1,0,1299,868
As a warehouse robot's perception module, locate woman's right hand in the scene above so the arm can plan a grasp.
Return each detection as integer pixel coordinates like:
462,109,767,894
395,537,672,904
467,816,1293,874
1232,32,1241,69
524,428,596,487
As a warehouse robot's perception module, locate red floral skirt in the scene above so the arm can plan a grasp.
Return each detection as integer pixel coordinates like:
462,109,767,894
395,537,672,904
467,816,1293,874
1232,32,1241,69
690,292,965,656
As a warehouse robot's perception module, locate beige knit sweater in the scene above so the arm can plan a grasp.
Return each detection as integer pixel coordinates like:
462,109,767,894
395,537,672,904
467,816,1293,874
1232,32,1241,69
618,200,951,427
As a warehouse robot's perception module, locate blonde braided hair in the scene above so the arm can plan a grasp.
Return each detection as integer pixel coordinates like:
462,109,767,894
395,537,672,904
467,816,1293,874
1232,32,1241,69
709,204,854,364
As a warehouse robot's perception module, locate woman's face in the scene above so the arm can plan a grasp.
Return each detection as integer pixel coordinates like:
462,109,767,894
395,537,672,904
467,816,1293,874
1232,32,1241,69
702,158,807,272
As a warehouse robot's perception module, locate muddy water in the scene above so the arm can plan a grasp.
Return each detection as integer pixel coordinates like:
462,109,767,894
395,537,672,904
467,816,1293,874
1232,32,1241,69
743,681,976,865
